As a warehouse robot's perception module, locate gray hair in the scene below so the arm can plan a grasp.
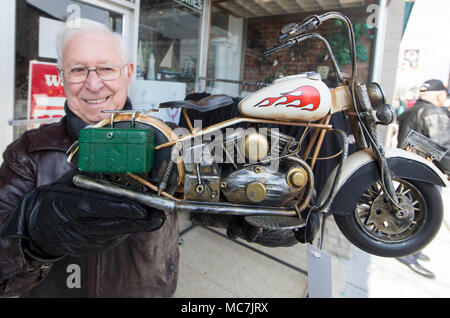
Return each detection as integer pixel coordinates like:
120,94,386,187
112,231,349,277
55,18,128,68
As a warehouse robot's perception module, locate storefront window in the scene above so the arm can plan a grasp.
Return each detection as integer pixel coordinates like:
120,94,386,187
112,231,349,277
205,7,244,97
13,0,125,139
135,0,204,123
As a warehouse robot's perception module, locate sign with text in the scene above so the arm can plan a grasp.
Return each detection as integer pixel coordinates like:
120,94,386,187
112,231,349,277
28,60,66,120
173,0,203,13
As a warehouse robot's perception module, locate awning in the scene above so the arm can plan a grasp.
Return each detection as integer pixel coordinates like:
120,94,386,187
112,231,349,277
212,0,367,18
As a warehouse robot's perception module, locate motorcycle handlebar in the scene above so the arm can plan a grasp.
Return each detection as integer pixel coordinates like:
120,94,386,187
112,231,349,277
279,15,320,42
274,11,356,83
263,41,294,56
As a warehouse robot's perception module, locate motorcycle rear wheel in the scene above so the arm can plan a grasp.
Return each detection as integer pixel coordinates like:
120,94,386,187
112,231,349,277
334,178,443,257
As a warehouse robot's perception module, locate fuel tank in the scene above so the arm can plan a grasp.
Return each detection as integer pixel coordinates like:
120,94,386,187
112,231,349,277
238,72,332,122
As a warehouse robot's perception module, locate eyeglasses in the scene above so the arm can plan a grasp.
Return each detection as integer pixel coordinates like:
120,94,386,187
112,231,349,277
60,64,127,84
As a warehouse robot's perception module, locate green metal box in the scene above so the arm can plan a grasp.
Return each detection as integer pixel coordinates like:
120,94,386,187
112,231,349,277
78,127,155,173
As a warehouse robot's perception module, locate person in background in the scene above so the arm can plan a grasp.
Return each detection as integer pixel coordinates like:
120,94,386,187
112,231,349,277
398,79,449,177
395,78,450,278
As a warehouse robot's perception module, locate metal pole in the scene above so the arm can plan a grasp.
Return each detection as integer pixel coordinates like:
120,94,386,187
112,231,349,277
196,0,211,92
370,0,388,83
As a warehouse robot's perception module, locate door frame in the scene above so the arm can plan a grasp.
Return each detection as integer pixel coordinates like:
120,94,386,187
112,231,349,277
0,0,16,164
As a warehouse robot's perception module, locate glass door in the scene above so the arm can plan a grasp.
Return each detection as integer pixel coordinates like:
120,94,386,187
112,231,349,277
205,6,244,96
135,0,204,124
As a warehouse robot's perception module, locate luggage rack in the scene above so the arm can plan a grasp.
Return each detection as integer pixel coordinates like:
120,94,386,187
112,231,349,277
400,129,448,162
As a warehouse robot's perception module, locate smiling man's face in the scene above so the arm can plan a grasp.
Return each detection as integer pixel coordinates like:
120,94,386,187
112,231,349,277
61,31,134,124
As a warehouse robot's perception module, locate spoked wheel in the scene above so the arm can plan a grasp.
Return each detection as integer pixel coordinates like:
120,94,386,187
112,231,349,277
334,178,443,257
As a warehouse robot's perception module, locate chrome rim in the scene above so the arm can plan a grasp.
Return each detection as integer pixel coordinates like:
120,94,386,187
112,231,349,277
354,179,426,243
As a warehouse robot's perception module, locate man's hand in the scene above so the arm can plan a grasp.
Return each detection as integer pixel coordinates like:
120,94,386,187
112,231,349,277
0,171,165,258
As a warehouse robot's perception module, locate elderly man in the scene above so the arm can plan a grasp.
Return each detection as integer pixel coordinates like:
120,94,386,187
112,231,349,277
0,19,179,297
0,18,299,297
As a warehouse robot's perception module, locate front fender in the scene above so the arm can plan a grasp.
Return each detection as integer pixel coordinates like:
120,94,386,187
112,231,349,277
318,148,448,215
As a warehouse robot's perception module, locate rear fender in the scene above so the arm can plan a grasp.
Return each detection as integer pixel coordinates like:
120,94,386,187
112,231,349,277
318,148,448,215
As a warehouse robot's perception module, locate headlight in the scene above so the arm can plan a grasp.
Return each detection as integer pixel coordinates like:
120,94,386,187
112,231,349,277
367,82,386,108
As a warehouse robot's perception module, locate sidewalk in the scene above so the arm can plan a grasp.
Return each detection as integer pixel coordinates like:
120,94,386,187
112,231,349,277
174,212,351,298
174,187,450,298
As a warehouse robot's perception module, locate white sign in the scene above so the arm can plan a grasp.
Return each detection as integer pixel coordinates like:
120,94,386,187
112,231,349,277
133,80,186,124
38,17,64,59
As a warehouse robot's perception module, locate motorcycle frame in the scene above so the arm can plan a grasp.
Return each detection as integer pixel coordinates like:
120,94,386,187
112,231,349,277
71,11,409,220
69,11,450,258
69,85,354,220
166,84,356,211
154,111,333,152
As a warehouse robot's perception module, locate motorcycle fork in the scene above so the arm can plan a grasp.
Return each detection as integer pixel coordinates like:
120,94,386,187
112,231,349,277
353,84,402,213
371,138,403,213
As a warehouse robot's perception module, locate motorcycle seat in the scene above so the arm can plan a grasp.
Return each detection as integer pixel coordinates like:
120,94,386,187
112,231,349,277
159,94,234,112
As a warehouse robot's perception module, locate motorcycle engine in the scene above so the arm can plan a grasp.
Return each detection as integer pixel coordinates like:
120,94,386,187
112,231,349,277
182,128,311,207
220,162,308,206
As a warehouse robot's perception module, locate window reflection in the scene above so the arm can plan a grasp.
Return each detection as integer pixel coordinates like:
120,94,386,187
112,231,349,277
206,7,244,96
138,0,201,94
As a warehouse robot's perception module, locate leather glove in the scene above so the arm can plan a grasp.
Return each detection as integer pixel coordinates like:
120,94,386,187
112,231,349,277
227,216,298,247
0,171,165,258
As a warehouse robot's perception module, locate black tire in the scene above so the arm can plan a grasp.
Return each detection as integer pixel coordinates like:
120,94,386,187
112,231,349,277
334,178,443,257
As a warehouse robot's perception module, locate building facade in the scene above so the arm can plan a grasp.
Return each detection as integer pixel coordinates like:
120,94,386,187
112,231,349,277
1,0,402,162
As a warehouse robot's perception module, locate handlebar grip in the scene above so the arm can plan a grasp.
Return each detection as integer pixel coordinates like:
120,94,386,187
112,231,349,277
263,41,293,56
278,16,320,42
279,24,308,42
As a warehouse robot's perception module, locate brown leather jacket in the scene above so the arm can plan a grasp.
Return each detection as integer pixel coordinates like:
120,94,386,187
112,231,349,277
0,114,179,297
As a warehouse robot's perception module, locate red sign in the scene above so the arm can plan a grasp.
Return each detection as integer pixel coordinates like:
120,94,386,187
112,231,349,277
28,60,66,120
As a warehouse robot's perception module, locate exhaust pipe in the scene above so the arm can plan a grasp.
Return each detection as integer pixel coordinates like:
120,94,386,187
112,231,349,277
73,174,297,217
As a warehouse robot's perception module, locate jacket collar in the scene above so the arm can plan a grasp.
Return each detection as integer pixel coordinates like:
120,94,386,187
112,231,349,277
416,98,435,106
65,97,133,140
29,97,133,153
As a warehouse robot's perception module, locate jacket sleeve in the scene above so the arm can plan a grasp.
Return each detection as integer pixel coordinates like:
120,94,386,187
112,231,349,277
422,110,450,175
422,111,450,148
0,141,55,296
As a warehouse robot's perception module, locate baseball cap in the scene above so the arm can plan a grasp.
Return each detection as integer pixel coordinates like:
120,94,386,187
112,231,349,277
419,79,448,93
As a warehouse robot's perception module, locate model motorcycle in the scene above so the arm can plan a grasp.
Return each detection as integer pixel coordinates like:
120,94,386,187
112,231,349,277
68,12,448,257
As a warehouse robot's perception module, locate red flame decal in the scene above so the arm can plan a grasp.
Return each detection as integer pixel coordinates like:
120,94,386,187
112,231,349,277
254,86,321,111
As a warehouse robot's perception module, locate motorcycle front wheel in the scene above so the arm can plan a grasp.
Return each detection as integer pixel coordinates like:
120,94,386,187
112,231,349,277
334,178,443,257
